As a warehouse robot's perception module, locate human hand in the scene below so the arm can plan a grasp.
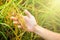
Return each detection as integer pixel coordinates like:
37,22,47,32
11,10,37,32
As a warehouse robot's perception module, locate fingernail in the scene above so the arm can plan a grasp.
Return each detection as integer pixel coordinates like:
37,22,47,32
18,25,21,28
13,21,18,24
10,16,15,19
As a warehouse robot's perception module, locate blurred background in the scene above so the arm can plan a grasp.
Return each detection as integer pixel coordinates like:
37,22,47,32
0,0,60,40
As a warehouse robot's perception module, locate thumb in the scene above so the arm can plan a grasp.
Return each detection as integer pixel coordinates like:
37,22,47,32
24,9,32,17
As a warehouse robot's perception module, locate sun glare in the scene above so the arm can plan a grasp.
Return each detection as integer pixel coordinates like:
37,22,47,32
50,0,60,11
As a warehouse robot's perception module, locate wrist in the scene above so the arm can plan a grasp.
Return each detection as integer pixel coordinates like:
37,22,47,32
33,24,39,32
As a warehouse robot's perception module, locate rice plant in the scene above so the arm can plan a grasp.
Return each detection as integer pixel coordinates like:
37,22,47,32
0,0,60,40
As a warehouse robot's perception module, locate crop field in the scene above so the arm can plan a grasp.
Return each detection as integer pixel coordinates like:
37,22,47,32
0,0,60,40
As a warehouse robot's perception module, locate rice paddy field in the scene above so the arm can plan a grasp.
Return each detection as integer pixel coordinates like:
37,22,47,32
0,0,60,40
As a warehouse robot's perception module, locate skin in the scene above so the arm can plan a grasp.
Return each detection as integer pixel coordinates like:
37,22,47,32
11,10,60,40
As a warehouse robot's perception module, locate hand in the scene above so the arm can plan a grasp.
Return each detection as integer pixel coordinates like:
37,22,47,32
11,10,37,32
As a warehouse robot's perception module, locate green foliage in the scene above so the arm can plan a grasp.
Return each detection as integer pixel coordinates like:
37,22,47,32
0,0,60,40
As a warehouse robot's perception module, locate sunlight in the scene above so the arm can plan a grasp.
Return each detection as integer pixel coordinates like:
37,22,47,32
50,0,60,11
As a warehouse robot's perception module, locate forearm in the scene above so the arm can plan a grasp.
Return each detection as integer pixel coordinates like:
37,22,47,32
34,25,60,40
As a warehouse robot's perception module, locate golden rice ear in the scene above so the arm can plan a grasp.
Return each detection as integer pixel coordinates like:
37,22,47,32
1,0,60,40
15,13,27,30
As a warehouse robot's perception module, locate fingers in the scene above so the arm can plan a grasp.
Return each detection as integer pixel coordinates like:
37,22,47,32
11,16,19,24
11,16,22,28
18,25,22,28
24,10,32,17
10,16,17,21
13,21,19,24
